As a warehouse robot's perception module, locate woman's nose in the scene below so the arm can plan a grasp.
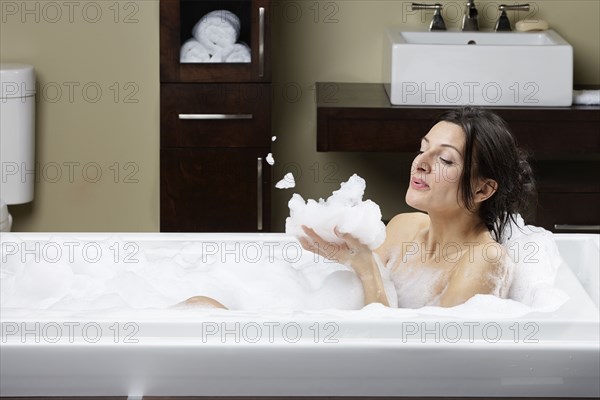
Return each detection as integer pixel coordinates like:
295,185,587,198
414,153,431,173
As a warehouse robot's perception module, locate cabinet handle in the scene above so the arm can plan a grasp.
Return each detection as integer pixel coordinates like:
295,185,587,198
178,114,253,120
257,157,263,231
258,7,265,78
554,224,600,232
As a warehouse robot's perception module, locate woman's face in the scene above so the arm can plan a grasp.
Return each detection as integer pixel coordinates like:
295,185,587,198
405,121,466,214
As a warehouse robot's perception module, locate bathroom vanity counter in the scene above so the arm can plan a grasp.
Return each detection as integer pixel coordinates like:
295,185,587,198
316,82,600,154
316,82,600,233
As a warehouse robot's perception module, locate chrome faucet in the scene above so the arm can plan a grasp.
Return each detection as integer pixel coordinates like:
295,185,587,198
411,3,446,31
495,4,530,31
461,0,479,31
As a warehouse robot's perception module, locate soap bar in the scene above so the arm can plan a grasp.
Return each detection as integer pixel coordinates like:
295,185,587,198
515,19,549,32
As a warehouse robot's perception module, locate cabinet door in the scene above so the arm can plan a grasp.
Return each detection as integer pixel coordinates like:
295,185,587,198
161,148,271,232
161,83,271,148
161,0,271,83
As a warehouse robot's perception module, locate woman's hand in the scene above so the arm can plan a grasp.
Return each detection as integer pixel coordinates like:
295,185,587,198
298,225,374,277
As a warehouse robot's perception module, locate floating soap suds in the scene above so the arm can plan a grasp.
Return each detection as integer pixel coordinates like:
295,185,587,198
271,136,277,142
266,153,274,166
276,172,295,189
285,174,386,250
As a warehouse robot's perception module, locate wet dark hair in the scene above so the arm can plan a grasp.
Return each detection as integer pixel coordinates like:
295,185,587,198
435,107,536,243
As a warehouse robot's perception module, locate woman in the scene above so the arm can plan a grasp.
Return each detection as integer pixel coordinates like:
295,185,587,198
181,107,535,309
301,107,535,308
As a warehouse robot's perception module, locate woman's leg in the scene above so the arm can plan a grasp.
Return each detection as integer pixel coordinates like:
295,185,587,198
173,295,228,309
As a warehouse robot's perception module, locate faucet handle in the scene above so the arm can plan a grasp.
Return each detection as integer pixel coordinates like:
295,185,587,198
411,3,447,31
461,0,479,31
495,4,530,31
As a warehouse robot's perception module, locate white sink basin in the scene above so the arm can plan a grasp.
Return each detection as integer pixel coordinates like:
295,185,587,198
383,29,573,106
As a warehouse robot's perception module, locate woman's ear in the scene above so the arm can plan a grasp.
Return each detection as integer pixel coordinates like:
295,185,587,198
474,178,497,203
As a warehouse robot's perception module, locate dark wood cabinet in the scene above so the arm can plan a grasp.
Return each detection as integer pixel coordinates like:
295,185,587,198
160,0,272,232
316,83,600,233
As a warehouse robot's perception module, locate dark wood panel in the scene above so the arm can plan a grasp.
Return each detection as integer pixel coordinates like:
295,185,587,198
495,117,599,156
325,114,438,152
534,160,600,193
160,0,271,83
161,83,271,148
160,148,271,232
316,83,600,155
535,192,600,233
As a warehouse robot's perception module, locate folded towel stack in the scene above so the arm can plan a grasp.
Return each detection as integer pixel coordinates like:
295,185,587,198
573,90,600,105
180,10,251,63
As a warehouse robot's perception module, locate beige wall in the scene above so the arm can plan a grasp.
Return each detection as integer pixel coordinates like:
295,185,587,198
1,0,160,231
1,0,598,232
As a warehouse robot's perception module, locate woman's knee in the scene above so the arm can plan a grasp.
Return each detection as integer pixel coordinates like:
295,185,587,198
174,295,228,309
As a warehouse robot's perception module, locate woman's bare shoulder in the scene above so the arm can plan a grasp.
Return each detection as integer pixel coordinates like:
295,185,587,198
387,212,429,235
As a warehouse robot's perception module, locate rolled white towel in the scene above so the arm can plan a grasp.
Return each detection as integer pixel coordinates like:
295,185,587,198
208,46,234,63
180,38,211,63
192,10,240,54
225,43,251,63
573,90,600,105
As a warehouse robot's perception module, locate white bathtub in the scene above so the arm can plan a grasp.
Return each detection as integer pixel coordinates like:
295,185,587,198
1,232,598,398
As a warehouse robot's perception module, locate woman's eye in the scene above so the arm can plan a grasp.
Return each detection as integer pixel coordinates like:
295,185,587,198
440,157,453,165
417,150,424,155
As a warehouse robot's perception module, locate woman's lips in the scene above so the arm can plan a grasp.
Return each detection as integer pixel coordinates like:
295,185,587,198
410,177,429,190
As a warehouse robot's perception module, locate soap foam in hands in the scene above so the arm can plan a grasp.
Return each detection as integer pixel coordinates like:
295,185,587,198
285,174,386,250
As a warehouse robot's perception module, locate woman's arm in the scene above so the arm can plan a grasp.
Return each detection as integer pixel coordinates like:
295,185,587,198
299,226,390,307
297,212,428,307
